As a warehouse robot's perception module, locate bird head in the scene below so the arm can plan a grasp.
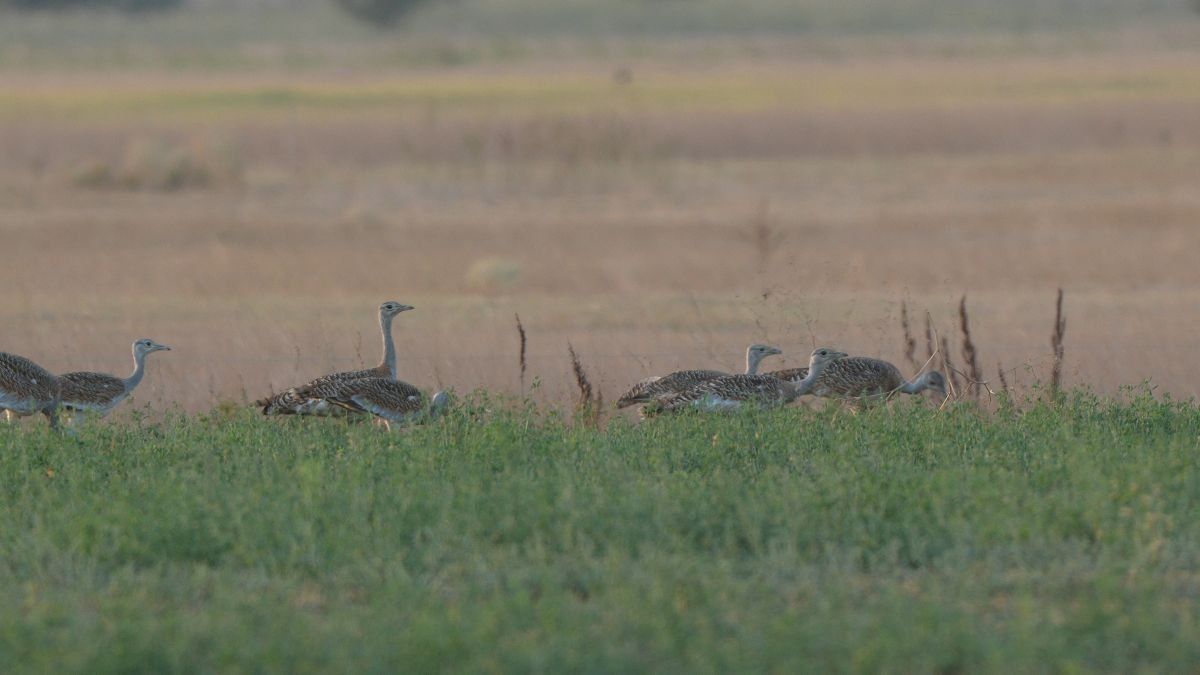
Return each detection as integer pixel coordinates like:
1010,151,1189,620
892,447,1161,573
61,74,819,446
134,338,171,356
380,301,415,318
747,343,783,359
808,346,848,372
922,371,948,400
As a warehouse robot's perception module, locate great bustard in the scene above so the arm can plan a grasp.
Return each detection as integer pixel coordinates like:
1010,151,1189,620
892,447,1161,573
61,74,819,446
653,347,847,413
769,357,947,405
58,339,170,420
257,300,413,415
616,343,782,409
298,377,451,430
0,351,62,428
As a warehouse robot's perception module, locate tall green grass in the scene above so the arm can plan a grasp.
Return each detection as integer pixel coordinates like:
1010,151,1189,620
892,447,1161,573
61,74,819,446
1,391,1198,672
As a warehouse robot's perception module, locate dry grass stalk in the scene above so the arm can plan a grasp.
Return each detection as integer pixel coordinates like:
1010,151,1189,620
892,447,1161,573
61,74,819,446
568,342,593,405
567,342,601,426
940,335,962,398
997,362,1010,396
515,313,527,394
920,323,953,411
1050,288,1066,396
958,296,982,399
900,301,917,371
924,312,935,362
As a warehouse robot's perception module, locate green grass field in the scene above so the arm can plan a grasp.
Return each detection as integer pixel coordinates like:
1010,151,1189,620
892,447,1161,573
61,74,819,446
3,392,1198,672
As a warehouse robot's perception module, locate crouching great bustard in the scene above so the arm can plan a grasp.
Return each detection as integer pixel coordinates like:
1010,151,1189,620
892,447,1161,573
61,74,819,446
616,343,782,410
0,351,62,428
770,357,947,405
298,377,451,430
257,301,413,415
654,347,847,413
58,338,171,420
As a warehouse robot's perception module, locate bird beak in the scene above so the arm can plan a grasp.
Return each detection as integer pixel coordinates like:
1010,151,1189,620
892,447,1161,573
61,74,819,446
157,345,172,352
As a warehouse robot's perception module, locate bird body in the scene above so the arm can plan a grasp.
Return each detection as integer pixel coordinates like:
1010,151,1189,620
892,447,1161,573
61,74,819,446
659,374,796,412
0,351,62,428
311,376,450,430
770,357,946,403
257,301,413,415
655,347,847,413
59,339,170,418
766,366,809,384
259,365,387,416
617,343,782,409
617,369,727,408
58,372,128,412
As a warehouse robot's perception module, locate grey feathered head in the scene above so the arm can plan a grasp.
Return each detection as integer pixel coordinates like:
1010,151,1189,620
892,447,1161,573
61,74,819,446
809,347,848,369
133,338,171,355
921,371,947,397
380,301,415,317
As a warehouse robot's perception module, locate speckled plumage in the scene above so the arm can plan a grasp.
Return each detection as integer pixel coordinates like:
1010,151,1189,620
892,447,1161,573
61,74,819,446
0,351,62,427
654,374,798,412
771,357,946,403
313,377,449,429
811,357,906,398
616,369,728,408
59,372,128,411
654,347,847,413
260,366,390,416
257,301,413,416
767,366,809,383
616,344,781,409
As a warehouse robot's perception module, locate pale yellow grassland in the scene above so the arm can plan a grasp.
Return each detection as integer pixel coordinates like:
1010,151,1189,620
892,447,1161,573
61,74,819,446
1,41,1198,414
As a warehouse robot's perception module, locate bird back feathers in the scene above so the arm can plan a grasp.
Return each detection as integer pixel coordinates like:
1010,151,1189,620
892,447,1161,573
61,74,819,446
59,372,127,409
0,352,61,402
616,369,728,407
655,374,794,412
258,364,390,415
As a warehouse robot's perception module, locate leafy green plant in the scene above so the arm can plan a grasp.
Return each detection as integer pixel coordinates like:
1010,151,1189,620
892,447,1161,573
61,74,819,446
1,393,1198,671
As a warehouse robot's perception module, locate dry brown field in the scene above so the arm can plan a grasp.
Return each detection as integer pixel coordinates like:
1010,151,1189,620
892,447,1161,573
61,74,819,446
2,31,1199,413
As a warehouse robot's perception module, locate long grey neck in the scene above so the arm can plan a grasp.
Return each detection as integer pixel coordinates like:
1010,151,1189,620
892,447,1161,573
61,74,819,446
900,376,925,395
378,313,397,379
783,360,827,402
124,349,147,392
744,350,762,375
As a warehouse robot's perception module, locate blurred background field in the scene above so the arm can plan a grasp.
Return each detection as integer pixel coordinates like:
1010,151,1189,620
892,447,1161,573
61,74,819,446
1,0,1199,412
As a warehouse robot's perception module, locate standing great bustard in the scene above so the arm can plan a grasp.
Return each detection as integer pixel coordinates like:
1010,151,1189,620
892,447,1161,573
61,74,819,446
58,339,171,420
256,300,413,415
0,351,62,429
653,347,848,413
770,357,947,404
297,377,451,430
616,343,783,409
